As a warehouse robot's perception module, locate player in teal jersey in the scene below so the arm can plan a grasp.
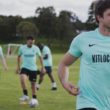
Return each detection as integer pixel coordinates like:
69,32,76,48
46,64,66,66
0,46,8,70
58,0,110,110
36,43,57,90
16,36,45,106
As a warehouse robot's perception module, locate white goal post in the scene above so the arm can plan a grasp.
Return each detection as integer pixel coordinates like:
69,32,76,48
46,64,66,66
7,43,21,57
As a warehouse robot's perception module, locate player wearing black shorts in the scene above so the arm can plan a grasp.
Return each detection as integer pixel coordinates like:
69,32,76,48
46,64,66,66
16,36,45,106
36,43,57,90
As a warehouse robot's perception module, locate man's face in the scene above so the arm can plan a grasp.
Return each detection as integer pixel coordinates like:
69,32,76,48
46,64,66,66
27,39,35,47
98,9,110,29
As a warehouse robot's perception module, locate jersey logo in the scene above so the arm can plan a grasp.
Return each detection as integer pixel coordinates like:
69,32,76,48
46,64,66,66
89,44,96,47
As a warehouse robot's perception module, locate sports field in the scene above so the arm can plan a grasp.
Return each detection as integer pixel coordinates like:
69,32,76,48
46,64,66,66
0,53,80,110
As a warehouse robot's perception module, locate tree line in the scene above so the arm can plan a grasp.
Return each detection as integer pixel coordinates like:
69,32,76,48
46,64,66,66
0,3,97,47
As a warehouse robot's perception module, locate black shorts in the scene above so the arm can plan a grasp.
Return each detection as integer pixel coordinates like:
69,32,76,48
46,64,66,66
45,66,52,74
20,68,40,82
79,108,97,110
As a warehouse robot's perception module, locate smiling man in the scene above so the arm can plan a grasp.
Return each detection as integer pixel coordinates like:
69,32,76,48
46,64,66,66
58,0,110,110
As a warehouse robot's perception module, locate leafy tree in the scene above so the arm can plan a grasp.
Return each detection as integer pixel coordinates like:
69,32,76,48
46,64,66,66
86,1,97,23
35,6,57,45
16,21,39,40
58,10,77,43
86,1,98,30
0,15,23,43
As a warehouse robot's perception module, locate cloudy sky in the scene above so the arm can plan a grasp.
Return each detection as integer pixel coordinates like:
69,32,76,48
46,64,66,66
0,0,94,22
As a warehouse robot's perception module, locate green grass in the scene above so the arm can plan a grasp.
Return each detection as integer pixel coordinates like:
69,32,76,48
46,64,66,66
0,53,80,110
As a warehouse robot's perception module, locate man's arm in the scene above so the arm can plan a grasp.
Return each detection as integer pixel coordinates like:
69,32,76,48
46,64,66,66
0,55,8,70
16,45,23,74
0,48,8,70
39,56,46,73
17,56,21,70
43,54,48,60
58,52,79,96
16,55,21,74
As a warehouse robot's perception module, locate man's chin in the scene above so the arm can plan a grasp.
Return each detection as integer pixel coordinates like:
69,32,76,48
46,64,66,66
27,44,32,47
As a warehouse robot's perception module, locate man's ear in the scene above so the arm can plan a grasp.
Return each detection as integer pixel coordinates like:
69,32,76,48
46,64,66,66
97,15,103,23
33,40,35,43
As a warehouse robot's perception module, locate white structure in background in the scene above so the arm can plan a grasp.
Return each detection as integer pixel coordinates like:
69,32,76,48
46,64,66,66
7,43,21,57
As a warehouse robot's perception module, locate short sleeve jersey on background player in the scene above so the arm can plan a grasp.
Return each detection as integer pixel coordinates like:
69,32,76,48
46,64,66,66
0,46,3,58
18,45,41,71
42,46,52,67
69,28,110,110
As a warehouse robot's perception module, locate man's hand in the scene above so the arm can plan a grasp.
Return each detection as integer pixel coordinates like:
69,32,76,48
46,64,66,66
62,82,79,96
41,67,46,74
16,67,20,74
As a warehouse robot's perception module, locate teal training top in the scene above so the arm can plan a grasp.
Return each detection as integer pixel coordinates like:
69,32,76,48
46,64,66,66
68,28,110,110
42,46,52,67
18,45,41,71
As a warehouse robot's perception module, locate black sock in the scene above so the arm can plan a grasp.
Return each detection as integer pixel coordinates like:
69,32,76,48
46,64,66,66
23,90,28,96
33,95,37,99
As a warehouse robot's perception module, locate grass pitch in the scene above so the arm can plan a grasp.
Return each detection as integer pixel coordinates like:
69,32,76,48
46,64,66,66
0,53,80,110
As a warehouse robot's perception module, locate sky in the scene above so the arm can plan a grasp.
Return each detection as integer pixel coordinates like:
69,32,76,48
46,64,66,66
0,0,94,22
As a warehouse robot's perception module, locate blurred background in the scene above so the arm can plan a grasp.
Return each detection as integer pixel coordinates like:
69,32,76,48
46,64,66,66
0,0,98,53
0,1,99,110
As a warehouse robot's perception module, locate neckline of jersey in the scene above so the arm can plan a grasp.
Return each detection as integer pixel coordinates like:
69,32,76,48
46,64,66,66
96,28,110,39
26,45,33,49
